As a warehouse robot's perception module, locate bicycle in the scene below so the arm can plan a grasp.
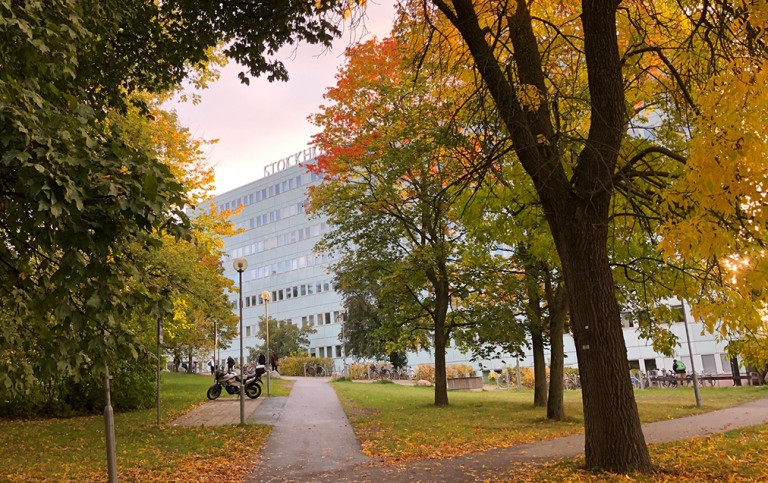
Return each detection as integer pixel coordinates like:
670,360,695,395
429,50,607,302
489,369,512,389
304,362,326,377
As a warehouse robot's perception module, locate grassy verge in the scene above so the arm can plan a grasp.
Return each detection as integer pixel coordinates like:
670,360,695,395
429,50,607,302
0,372,283,482
510,424,768,482
332,381,768,462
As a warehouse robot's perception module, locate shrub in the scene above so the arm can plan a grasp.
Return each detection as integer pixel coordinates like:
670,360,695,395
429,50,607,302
347,362,369,380
0,358,155,418
446,364,475,378
413,364,435,383
279,356,334,376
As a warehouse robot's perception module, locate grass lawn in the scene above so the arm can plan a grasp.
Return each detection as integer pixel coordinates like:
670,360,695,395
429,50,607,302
510,424,768,482
331,381,768,462
0,372,290,482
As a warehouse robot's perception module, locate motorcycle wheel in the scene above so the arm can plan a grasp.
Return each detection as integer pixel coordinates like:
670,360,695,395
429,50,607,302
245,382,262,399
207,384,222,400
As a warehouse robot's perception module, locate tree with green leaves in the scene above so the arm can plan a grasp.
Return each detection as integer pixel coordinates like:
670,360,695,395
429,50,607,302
0,0,354,391
252,316,316,360
310,34,509,405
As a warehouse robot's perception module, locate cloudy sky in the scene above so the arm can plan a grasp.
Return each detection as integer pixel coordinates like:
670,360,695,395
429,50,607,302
168,2,397,196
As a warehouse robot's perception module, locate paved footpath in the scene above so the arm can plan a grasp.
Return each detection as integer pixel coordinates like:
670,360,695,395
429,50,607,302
173,379,768,482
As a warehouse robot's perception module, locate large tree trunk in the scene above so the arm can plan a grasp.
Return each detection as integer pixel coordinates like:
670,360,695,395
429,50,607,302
547,282,568,420
530,329,547,407
433,0,653,472
552,213,650,471
433,329,448,405
432,275,451,406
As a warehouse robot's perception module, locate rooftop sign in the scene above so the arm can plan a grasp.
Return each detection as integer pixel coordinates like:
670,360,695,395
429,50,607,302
264,147,317,177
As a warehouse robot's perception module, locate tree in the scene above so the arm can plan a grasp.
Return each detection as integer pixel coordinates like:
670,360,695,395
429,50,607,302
253,316,316,359
310,36,503,405
401,0,768,472
0,0,353,390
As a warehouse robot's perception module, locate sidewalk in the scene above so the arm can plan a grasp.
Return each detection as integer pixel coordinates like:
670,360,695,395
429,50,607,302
247,380,768,482
169,396,266,426
246,377,370,482
172,378,768,481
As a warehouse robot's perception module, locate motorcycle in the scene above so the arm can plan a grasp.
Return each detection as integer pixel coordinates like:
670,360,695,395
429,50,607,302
207,365,266,400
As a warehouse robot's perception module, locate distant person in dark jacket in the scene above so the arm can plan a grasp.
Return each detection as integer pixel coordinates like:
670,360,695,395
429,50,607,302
227,356,235,373
271,352,279,372
258,352,266,366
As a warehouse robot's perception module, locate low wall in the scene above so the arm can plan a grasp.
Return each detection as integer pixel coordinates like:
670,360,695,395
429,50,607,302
446,376,483,391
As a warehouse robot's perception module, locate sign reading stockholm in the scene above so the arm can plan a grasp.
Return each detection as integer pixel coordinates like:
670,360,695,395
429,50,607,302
264,147,317,177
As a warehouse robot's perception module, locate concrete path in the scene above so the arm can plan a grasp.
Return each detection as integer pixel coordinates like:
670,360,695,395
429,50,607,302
172,378,768,481
169,396,265,426
247,378,370,482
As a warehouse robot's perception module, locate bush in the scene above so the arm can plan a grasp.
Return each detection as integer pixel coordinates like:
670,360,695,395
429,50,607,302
347,362,369,380
0,359,156,418
446,364,475,378
413,364,435,383
279,356,334,376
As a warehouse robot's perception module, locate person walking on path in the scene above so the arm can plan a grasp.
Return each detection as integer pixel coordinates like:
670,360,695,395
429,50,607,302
208,356,216,376
258,352,266,366
270,352,279,372
227,356,235,373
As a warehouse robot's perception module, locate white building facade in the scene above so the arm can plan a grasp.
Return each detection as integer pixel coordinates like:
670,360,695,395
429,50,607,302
207,152,735,377
204,152,345,368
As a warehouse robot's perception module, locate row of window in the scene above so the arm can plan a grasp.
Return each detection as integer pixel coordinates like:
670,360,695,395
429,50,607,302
236,280,335,309
225,222,330,261
234,252,335,283
242,310,342,338
629,353,732,375
620,305,684,328
219,175,302,212
312,345,343,359
232,201,305,231
219,172,323,213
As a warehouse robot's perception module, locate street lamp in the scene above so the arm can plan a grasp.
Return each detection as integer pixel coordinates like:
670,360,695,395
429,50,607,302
261,290,272,396
339,307,347,369
233,257,248,424
681,301,702,407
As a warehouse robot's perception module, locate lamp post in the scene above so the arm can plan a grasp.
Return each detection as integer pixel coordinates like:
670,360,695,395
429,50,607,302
339,307,347,370
233,257,248,424
681,300,702,407
261,290,272,396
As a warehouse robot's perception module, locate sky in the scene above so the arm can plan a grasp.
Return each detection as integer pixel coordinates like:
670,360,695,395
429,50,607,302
168,2,397,196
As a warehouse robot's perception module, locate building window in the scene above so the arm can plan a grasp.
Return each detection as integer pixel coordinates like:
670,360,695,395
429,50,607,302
324,312,331,325
317,314,323,325
286,287,292,299
628,359,640,371
278,289,284,301
302,316,308,327
300,285,306,296
701,354,717,374
644,359,657,371
245,297,251,307
310,348,316,357
335,345,342,358
333,311,339,323
319,347,325,358
308,315,315,326
323,280,330,292
307,283,314,295
246,326,251,337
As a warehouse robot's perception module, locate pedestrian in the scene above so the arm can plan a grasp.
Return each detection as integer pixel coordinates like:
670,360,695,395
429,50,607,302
271,352,279,372
227,356,235,373
673,359,686,380
174,354,181,372
258,352,266,366
208,356,216,376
